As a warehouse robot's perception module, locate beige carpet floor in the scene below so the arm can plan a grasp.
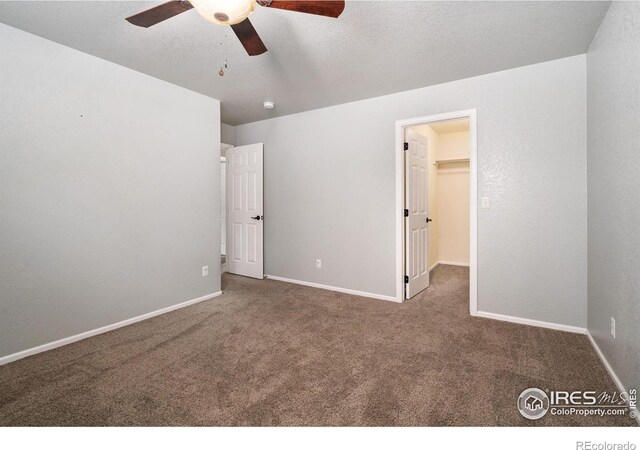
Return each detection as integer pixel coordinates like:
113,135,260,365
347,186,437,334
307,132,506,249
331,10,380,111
0,265,635,426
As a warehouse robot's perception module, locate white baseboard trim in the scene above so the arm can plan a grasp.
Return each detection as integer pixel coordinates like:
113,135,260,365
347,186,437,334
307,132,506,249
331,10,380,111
437,261,470,267
0,291,223,366
474,310,587,335
586,331,640,426
265,275,400,303
429,261,470,272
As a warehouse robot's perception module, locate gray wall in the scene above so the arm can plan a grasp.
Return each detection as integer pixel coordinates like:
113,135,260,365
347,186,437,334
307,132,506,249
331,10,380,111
0,23,221,358
237,55,588,327
587,2,640,392
221,122,236,146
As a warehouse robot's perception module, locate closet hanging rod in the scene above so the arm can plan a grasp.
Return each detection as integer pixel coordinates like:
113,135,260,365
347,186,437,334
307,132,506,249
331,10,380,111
434,158,470,167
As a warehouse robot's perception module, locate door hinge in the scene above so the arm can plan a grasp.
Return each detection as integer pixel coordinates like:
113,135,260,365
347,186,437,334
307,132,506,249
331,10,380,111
404,142,408,151
404,209,409,217
405,275,409,283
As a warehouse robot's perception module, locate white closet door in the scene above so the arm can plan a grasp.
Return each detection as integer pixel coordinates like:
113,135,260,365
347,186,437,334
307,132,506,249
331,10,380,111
405,129,430,298
226,143,264,279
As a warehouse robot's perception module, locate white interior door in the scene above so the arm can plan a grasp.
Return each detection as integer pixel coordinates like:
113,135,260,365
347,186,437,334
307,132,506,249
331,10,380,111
226,143,264,279
220,158,226,256
405,128,430,299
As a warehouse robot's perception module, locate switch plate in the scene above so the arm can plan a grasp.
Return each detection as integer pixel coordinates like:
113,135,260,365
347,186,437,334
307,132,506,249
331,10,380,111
316,259,322,269
202,266,209,277
611,317,615,338
481,197,491,209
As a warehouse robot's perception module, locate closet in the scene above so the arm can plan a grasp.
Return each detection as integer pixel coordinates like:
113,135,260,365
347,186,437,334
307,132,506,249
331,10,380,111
409,119,470,272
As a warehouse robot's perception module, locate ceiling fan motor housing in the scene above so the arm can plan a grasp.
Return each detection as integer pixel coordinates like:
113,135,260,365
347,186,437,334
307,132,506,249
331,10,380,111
126,0,345,56
190,0,256,25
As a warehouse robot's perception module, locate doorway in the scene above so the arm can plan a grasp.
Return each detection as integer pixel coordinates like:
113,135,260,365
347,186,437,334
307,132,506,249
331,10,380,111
395,110,477,314
220,142,233,274
225,143,265,279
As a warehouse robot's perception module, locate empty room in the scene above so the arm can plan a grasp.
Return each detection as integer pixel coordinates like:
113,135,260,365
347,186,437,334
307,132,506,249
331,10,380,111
1,0,639,445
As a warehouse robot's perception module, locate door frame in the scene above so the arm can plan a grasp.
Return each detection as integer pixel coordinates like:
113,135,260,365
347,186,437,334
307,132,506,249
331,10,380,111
394,109,478,315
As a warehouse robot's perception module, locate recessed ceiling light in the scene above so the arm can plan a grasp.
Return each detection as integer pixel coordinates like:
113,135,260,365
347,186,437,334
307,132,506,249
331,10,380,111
263,101,275,109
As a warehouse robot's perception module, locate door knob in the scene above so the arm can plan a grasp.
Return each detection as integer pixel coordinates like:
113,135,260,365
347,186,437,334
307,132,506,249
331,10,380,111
251,215,263,220
426,218,433,223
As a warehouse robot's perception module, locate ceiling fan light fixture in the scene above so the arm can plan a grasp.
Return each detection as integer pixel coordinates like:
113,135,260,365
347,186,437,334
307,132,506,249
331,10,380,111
190,0,256,25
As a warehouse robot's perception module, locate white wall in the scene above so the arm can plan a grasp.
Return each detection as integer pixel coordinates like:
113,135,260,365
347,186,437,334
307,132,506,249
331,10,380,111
436,131,470,265
587,1,640,394
237,55,587,327
0,23,221,359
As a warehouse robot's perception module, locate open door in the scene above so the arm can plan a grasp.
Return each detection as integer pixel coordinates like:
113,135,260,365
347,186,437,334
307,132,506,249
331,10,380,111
405,129,430,299
226,143,264,279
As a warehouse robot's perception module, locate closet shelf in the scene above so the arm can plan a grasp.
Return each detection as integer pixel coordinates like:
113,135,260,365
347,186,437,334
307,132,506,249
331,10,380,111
434,158,470,167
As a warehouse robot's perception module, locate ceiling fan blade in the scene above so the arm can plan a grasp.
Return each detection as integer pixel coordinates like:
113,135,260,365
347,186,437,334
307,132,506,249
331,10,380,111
262,1,345,18
126,1,193,28
230,18,268,56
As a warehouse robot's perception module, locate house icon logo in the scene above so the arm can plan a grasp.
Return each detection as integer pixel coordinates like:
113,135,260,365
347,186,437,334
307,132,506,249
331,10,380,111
517,388,550,420
525,395,543,411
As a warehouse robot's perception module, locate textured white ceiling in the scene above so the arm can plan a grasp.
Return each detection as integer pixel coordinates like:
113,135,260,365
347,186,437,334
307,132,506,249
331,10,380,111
0,1,610,125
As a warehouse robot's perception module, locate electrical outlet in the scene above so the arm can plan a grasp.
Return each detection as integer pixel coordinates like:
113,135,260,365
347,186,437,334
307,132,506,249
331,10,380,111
610,317,615,338
202,266,209,277
316,259,322,269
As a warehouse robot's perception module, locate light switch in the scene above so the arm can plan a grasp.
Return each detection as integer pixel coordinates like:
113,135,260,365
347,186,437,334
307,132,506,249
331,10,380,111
481,197,491,209
611,317,616,338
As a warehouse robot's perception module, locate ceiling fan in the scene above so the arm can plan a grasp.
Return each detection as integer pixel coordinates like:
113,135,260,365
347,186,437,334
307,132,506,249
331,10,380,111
126,0,345,56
